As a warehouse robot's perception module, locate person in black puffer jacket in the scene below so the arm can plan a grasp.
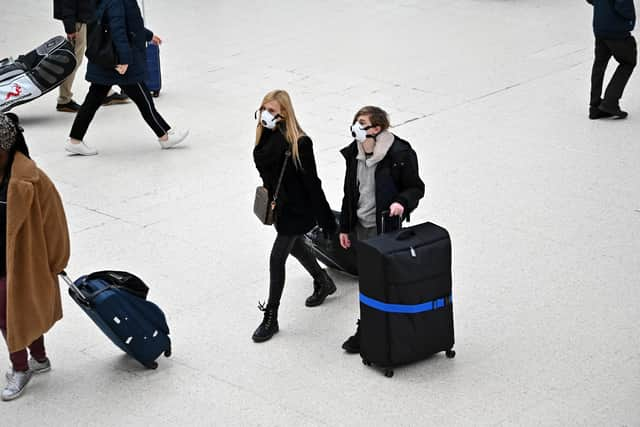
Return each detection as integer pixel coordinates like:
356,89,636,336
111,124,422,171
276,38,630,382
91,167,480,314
587,0,637,119
339,106,425,354
53,0,128,111
252,89,337,343
65,0,189,156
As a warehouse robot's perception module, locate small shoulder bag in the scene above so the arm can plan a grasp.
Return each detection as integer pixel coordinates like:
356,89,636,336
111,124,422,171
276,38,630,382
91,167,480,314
85,1,119,68
254,151,291,225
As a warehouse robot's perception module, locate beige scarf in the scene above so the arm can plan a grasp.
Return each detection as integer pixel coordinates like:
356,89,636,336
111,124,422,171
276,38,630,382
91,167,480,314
356,130,395,167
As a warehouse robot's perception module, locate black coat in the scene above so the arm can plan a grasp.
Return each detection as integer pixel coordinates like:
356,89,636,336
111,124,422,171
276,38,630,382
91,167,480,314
587,0,636,38
54,0,97,34
340,135,425,235
254,128,336,236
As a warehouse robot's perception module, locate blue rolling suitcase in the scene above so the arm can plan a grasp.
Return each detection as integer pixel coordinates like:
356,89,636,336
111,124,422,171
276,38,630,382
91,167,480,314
61,271,171,369
145,43,161,97
141,0,161,97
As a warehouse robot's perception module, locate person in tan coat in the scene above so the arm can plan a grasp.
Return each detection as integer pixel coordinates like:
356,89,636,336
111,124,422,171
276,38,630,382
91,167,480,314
0,113,70,401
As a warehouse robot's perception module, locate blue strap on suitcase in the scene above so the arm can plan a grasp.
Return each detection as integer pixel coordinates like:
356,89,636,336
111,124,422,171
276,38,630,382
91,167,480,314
61,271,171,369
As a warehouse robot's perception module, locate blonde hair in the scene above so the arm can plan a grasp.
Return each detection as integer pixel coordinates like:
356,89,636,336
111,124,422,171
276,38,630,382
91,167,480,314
255,90,305,167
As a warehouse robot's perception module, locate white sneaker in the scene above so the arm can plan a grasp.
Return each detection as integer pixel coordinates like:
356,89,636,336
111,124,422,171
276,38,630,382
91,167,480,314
5,357,50,381
158,128,189,149
28,358,51,374
2,369,32,401
65,139,98,156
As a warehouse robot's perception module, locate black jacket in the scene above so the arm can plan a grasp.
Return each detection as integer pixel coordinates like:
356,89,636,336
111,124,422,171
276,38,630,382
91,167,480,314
340,135,425,235
54,0,97,34
86,0,154,86
587,0,636,38
254,128,336,236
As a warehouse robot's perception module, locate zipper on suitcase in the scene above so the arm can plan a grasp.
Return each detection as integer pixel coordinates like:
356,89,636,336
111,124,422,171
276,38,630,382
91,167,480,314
384,235,450,257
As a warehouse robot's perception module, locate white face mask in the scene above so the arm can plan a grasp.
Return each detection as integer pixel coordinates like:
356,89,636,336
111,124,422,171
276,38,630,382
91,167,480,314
350,123,373,142
260,110,281,129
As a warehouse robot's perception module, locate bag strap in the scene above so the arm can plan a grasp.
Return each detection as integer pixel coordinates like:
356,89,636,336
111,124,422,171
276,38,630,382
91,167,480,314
272,151,291,203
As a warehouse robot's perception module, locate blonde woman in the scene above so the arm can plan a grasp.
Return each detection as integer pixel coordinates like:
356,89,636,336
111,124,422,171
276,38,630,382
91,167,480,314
252,90,336,342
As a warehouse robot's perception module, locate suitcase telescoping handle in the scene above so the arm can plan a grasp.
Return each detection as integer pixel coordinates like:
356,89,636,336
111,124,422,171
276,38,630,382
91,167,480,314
59,271,89,304
380,210,403,234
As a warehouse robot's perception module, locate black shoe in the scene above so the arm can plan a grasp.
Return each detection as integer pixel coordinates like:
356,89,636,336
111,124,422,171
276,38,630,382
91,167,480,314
589,106,614,120
305,270,337,307
341,320,360,354
56,100,81,113
252,302,279,343
102,91,130,106
598,104,628,119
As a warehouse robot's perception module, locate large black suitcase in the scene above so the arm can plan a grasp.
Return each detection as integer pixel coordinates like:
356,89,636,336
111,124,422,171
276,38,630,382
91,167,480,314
357,222,455,377
303,210,358,277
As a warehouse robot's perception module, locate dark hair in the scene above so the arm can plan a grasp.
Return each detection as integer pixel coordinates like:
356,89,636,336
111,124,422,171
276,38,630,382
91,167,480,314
4,113,30,159
352,106,390,131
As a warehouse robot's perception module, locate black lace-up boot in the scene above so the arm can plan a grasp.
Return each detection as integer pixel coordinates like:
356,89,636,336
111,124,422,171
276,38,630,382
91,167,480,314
305,269,337,307
252,303,279,342
341,320,361,354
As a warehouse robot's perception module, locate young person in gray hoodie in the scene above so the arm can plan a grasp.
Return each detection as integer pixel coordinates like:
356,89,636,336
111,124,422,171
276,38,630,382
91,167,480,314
338,106,425,354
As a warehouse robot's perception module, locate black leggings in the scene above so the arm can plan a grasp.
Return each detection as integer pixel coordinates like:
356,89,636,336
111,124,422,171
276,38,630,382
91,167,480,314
70,82,171,140
268,234,324,308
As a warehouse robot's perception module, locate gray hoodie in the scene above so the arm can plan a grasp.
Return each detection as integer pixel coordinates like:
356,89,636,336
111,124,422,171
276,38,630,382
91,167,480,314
356,130,394,228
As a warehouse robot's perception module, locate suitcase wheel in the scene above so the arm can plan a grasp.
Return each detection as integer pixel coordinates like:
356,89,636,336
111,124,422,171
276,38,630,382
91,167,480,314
362,359,372,367
446,349,456,359
151,90,160,98
164,347,172,357
145,361,159,369
384,369,394,378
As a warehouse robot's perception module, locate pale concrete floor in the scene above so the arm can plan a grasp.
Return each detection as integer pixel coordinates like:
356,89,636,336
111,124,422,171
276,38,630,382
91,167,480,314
1,1,639,426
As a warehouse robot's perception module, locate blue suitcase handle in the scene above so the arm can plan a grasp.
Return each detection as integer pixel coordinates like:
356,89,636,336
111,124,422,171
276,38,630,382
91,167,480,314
60,271,90,305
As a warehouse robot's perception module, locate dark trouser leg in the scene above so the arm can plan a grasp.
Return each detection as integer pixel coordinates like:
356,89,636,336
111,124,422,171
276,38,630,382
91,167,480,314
69,84,111,140
7,347,28,372
28,336,46,362
268,234,298,308
289,237,324,279
353,223,378,259
590,38,612,107
119,82,171,137
602,36,638,109
0,277,29,372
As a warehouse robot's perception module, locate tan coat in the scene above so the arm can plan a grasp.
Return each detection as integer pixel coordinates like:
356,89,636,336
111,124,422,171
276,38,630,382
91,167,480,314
5,153,70,352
